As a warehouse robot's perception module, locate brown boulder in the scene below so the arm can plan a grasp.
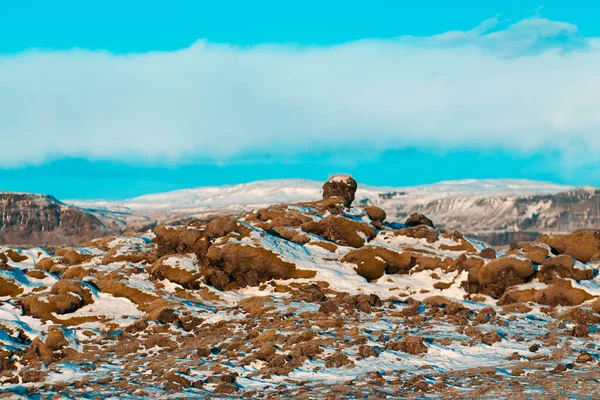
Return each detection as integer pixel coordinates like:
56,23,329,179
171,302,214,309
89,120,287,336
405,213,435,228
301,215,376,248
342,247,418,280
96,272,159,306
45,325,68,351
21,293,84,320
394,226,438,243
149,255,202,289
537,255,593,283
463,256,535,299
362,206,386,223
51,279,94,305
322,175,357,207
498,279,593,307
270,227,310,245
55,248,94,266
253,206,312,229
0,276,24,297
35,258,56,271
204,216,246,239
538,231,600,263
480,248,497,259
153,226,210,259
205,242,308,289
523,251,547,265
387,336,428,355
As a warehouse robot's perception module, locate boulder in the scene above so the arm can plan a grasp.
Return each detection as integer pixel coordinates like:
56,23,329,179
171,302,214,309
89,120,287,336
498,279,593,307
463,256,535,299
322,175,357,207
393,226,438,243
150,255,203,289
480,248,497,259
301,215,376,248
342,247,418,280
538,231,600,263
362,206,386,223
405,213,435,228
537,255,593,283
205,242,312,290
153,226,210,259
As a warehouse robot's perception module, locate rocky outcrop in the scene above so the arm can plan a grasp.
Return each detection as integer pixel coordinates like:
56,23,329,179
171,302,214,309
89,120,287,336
537,231,600,263
0,193,112,246
322,175,357,207
463,257,535,299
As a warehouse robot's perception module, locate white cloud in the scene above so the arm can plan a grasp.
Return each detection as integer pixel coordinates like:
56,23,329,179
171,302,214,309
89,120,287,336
1,17,599,168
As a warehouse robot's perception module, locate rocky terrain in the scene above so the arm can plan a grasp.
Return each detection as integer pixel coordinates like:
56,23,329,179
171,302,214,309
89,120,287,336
1,175,600,397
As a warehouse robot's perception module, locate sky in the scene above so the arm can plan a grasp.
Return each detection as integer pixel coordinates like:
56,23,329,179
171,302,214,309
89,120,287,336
2,1,600,199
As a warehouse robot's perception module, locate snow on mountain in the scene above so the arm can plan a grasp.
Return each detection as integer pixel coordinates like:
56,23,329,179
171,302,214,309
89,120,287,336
70,178,571,215
68,178,575,238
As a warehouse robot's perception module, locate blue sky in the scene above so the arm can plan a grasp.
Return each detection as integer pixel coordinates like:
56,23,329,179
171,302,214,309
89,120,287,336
1,1,600,199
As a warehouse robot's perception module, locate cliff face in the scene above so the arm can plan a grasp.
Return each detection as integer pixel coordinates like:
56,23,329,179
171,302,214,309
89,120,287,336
364,187,600,245
0,193,112,246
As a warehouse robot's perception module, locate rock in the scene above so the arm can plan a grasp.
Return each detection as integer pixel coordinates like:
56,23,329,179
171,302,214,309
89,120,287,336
153,226,210,259
537,255,593,282
538,230,600,263
22,293,85,320
342,247,417,280
35,258,56,271
0,276,24,297
205,241,312,289
551,363,567,374
387,336,428,355
324,352,353,368
154,308,179,325
362,206,386,223
214,382,238,394
405,213,435,228
498,279,593,307
480,248,497,259
301,215,377,248
205,217,244,239
559,307,600,325
524,251,547,265
529,344,540,352
56,248,93,266
573,324,589,337
51,279,94,305
290,283,326,303
575,351,595,363
150,254,202,289
358,345,379,358
464,256,535,299
30,338,55,365
319,300,338,314
394,226,438,243
45,325,68,351
322,175,357,207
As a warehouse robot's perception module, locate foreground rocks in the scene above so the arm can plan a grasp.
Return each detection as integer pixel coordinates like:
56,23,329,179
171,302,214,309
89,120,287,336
1,176,600,398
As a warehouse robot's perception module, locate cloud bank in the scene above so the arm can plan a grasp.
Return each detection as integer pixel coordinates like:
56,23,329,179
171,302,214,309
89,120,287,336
1,17,599,169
